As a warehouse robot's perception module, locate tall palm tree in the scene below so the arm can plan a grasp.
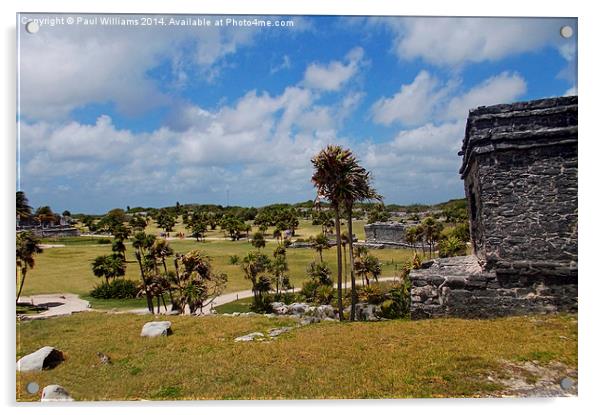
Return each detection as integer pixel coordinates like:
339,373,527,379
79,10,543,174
16,231,43,303
341,156,381,321
311,145,352,320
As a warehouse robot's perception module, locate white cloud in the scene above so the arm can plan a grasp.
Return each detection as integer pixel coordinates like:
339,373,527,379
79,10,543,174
302,47,365,91
18,17,261,121
443,72,527,120
372,70,527,126
270,55,292,74
371,71,455,126
18,83,358,209
374,17,577,69
564,86,578,96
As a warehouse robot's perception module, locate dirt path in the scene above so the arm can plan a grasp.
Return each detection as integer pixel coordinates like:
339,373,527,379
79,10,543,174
17,293,90,320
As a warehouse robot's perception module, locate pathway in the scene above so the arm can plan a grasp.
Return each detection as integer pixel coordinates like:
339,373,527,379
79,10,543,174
17,293,90,320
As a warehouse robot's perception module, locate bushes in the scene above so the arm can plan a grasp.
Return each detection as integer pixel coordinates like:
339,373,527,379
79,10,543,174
90,278,139,299
97,238,112,244
438,236,467,258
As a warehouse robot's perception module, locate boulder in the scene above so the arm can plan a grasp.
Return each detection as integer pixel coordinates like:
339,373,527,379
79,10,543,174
234,332,264,342
17,346,64,372
140,321,172,337
268,327,293,337
355,303,381,321
315,305,336,319
271,302,289,315
41,384,74,402
289,303,309,315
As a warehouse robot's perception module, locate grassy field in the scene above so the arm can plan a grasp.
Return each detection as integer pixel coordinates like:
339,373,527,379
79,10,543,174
23,219,412,297
16,312,577,401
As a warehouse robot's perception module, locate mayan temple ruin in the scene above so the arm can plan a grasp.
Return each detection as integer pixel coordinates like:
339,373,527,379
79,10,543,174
410,96,578,318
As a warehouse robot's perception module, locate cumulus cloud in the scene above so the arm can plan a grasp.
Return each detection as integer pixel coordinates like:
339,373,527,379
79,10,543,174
372,70,527,127
18,84,357,211
302,47,365,91
18,15,261,121
371,71,455,126
372,17,577,69
443,72,527,120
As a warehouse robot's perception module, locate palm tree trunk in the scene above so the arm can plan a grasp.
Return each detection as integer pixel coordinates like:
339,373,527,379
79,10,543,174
334,208,343,321
347,211,357,321
343,244,347,292
16,267,27,304
136,251,154,313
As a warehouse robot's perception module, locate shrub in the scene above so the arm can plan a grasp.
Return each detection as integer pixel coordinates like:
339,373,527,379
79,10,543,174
438,236,467,258
228,255,240,265
97,238,112,245
315,284,334,304
90,278,139,299
358,284,387,305
300,279,321,302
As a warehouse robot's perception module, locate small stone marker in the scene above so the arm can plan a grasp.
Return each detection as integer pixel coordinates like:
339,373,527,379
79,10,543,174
41,384,74,402
17,346,64,372
140,321,172,337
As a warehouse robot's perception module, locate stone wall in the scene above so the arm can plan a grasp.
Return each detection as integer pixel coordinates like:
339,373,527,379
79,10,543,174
460,96,578,276
410,256,577,319
410,96,578,319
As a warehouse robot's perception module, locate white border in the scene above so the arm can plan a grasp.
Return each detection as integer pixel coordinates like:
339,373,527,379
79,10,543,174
2,1,600,415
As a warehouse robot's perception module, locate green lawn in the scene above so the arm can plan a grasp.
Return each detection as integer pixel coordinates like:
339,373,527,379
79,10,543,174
22,219,411,297
16,312,577,400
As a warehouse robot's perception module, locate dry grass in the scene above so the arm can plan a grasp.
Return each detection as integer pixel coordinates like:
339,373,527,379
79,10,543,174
16,312,577,401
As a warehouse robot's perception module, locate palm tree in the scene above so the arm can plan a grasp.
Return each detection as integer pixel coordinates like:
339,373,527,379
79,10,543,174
309,233,330,263
354,253,382,286
311,146,350,320
16,191,32,224
421,217,443,258
251,232,266,250
16,231,42,303
132,232,157,313
405,227,418,253
311,145,381,320
91,255,125,284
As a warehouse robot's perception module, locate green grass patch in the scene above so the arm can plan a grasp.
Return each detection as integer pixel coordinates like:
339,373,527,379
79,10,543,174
81,296,150,311
16,312,577,401
22,221,414,297
214,298,254,314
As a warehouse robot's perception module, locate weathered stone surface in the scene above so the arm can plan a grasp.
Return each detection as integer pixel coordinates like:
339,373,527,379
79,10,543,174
17,346,64,372
354,303,381,321
140,321,172,337
461,96,578,276
410,256,578,319
41,384,74,402
411,97,578,319
364,222,429,249
268,327,294,337
289,303,310,315
234,332,264,342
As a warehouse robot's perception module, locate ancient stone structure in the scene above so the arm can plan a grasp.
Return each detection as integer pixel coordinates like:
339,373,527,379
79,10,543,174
364,222,406,244
410,96,578,318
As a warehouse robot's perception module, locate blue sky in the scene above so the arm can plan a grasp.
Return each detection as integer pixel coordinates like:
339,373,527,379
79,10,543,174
17,14,577,214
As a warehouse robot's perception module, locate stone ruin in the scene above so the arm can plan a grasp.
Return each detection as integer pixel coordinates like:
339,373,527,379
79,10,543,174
410,96,578,318
364,222,408,247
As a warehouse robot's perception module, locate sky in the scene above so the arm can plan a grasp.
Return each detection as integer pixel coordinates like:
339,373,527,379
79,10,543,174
17,14,577,214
